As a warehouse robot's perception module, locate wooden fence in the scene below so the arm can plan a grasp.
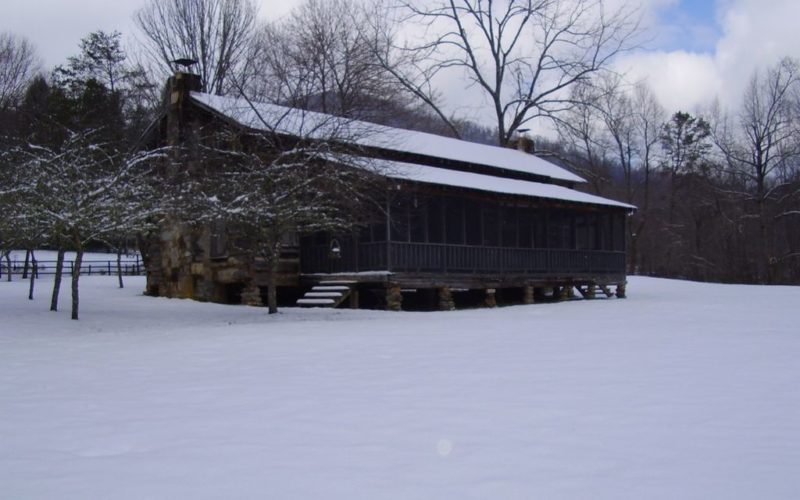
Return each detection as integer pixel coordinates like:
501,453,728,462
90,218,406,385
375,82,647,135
0,257,145,278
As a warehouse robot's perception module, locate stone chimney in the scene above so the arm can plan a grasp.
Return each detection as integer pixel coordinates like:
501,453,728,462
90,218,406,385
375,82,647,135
515,130,535,154
165,71,203,146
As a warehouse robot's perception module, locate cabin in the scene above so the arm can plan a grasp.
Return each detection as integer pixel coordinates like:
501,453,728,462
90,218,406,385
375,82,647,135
141,71,634,311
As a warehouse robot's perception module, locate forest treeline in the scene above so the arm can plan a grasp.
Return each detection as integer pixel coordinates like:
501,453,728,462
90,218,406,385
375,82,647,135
1,0,799,320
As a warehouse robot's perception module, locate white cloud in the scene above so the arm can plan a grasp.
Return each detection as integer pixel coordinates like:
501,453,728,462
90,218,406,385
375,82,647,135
616,0,800,113
713,0,800,104
616,50,722,113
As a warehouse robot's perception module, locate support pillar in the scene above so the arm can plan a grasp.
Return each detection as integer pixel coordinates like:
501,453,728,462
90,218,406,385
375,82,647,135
240,282,263,306
585,284,596,300
523,285,535,305
616,282,627,299
349,289,360,309
558,286,570,301
485,288,497,308
438,287,455,311
386,285,403,311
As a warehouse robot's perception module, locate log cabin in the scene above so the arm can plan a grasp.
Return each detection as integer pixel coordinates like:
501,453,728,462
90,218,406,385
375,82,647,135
141,71,635,311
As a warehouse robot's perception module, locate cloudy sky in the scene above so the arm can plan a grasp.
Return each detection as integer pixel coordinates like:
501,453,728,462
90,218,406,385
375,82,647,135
2,0,799,115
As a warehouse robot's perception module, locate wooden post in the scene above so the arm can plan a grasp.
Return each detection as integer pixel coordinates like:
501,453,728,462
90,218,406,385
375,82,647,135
438,287,455,311
485,288,497,308
558,286,569,301
22,250,31,279
386,285,402,311
523,285,535,305
616,282,627,299
586,284,596,299
28,261,37,300
349,289,360,309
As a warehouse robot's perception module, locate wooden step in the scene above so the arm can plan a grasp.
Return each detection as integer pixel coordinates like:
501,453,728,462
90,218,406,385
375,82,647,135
311,285,350,292
305,291,345,298
296,283,354,308
297,298,337,306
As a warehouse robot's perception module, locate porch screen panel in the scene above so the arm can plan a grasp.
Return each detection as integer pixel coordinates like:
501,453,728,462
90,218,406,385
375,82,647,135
465,200,482,246
409,197,427,243
482,205,500,247
518,208,533,248
445,197,464,245
501,206,518,247
427,198,444,244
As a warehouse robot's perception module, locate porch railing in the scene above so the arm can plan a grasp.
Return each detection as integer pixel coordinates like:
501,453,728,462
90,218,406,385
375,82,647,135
301,241,625,276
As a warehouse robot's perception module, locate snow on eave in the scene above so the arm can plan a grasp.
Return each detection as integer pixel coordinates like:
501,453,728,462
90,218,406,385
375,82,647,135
189,92,587,185
356,156,635,210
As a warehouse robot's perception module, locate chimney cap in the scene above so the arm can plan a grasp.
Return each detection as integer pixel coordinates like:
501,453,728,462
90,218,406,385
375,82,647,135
171,58,198,70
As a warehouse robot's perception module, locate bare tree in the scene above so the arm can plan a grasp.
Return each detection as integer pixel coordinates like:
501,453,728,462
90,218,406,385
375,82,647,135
555,81,613,195
712,57,800,282
373,0,639,145
9,130,163,319
0,32,40,111
246,0,404,121
134,0,257,95
627,81,664,273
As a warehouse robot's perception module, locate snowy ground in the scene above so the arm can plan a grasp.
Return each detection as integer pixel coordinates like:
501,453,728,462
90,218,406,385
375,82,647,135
1,275,799,499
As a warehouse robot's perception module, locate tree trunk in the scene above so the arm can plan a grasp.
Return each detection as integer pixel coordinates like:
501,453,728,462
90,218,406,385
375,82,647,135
50,249,66,311
117,250,124,289
267,258,278,314
22,249,31,279
262,240,281,314
71,246,84,320
4,251,11,282
28,252,37,300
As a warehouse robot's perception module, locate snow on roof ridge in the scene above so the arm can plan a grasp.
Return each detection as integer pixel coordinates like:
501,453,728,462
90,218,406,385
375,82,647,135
190,92,587,185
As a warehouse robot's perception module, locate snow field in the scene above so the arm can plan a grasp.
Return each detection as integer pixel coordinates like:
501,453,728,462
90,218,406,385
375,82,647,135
1,276,799,499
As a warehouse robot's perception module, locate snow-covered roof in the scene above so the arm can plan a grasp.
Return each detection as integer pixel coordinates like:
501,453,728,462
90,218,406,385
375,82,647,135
350,156,634,210
190,92,586,185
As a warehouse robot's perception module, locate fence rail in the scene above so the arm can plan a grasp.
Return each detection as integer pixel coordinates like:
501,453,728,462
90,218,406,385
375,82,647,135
0,258,145,278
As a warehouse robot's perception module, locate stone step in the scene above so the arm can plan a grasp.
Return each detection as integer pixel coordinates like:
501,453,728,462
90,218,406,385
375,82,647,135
296,298,336,306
